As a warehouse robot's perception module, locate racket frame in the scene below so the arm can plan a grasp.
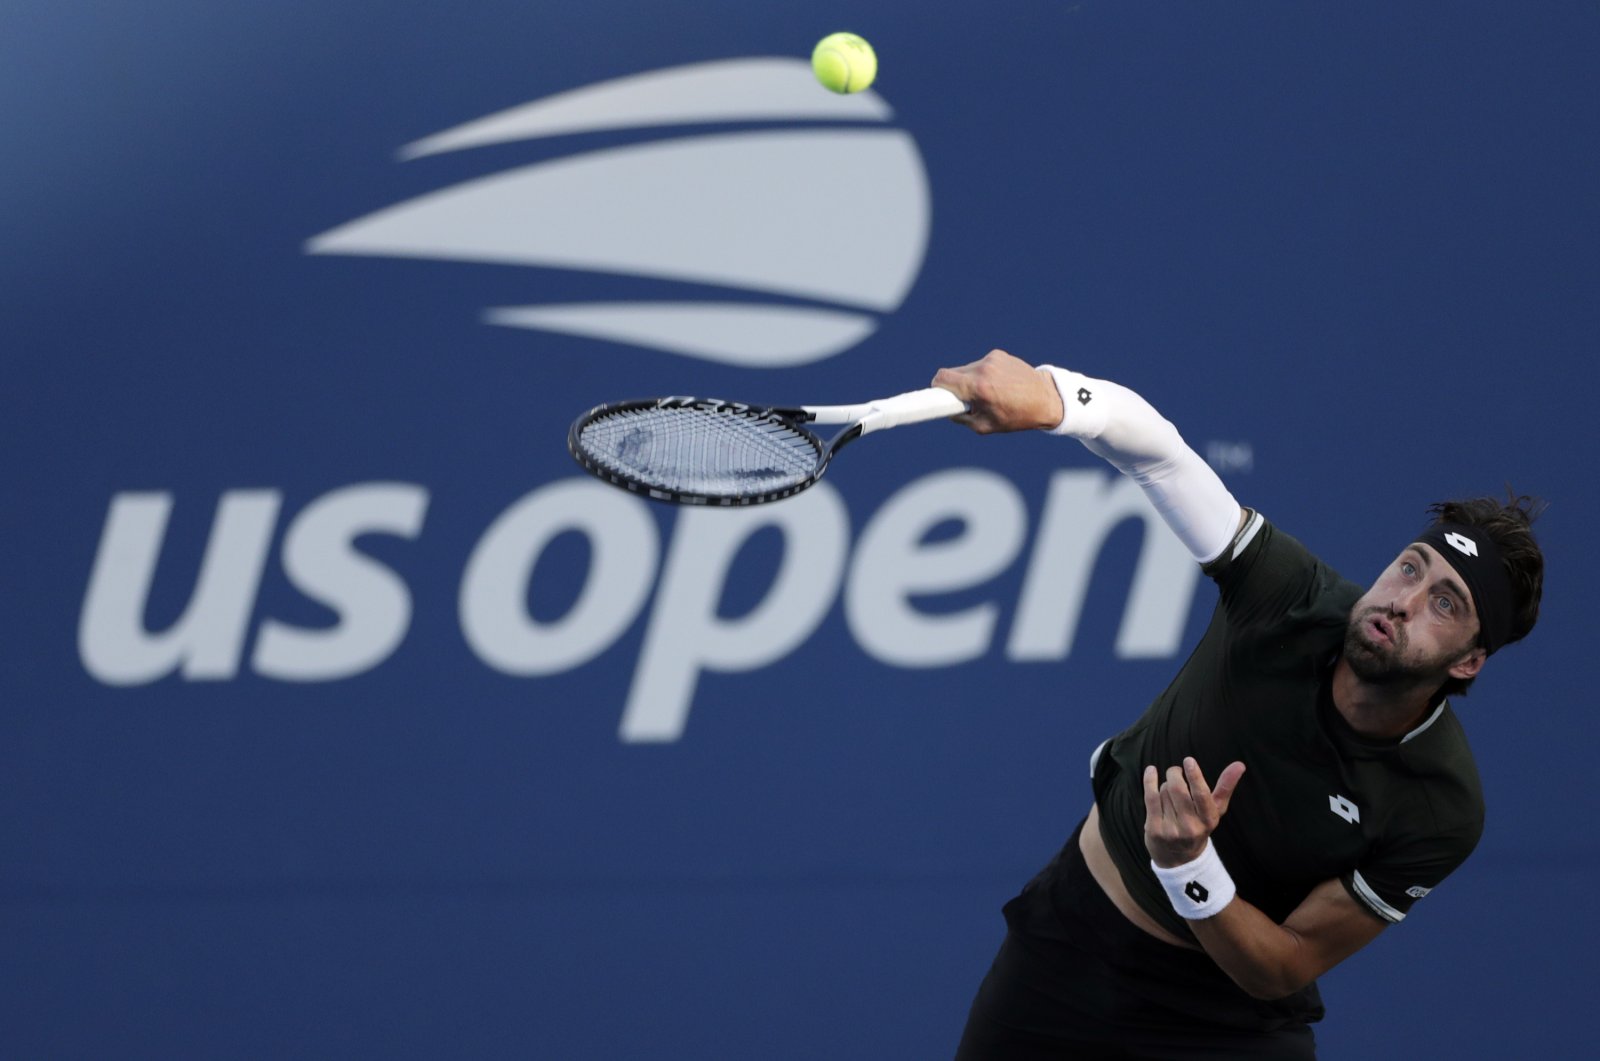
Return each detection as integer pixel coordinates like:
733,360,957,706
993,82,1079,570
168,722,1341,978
568,388,965,506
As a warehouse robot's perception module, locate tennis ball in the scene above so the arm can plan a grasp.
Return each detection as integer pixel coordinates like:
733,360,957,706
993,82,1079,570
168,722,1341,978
811,32,877,94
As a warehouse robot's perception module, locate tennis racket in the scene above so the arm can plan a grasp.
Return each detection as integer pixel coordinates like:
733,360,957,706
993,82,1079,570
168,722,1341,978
568,387,968,506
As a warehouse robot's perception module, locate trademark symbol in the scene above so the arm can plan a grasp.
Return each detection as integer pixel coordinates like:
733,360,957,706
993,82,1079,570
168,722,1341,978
1206,441,1253,474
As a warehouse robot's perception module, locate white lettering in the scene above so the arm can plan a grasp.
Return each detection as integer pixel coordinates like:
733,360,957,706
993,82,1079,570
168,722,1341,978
79,491,281,684
621,483,848,742
1007,471,1200,660
252,484,429,681
79,470,1213,736
460,479,659,675
846,469,1026,666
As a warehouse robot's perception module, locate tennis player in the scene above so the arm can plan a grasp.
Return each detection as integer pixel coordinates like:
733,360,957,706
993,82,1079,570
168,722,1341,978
934,350,1544,1059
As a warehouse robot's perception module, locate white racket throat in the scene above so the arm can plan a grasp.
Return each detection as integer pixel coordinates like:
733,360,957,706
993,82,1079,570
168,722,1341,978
801,387,967,433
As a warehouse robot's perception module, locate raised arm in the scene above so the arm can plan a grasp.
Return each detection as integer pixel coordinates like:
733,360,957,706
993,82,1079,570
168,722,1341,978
933,349,1245,564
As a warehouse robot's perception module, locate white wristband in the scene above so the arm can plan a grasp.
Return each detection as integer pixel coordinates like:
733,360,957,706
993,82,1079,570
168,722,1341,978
1151,840,1237,920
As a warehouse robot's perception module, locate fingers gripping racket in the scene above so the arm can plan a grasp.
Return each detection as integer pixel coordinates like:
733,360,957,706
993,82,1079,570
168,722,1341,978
568,387,967,506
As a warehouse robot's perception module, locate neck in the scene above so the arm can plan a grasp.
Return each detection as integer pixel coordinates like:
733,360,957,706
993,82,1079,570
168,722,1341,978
1330,657,1440,740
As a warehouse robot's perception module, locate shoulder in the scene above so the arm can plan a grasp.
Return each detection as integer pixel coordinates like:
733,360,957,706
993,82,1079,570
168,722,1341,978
1202,511,1362,622
1342,710,1485,924
1397,702,1486,833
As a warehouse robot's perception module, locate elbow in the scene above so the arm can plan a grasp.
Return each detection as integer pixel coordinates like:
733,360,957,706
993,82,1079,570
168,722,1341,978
1235,970,1313,1002
1225,926,1319,1000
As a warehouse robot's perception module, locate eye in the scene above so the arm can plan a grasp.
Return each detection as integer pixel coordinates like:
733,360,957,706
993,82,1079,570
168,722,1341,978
1436,595,1455,614
1401,561,1417,578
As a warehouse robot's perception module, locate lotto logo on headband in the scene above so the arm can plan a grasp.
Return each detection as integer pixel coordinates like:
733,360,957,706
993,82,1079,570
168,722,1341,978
1418,523,1514,654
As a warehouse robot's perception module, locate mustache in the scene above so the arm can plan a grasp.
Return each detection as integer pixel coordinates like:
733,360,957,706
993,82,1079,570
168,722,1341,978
1352,605,1405,648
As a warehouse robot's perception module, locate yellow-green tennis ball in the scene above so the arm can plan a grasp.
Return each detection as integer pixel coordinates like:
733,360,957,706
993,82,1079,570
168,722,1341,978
811,32,877,94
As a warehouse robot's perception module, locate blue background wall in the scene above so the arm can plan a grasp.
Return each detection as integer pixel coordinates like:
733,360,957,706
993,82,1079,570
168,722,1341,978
5,2,1597,1057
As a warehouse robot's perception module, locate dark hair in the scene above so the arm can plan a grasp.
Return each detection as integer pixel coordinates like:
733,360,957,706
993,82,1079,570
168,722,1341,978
1431,489,1545,697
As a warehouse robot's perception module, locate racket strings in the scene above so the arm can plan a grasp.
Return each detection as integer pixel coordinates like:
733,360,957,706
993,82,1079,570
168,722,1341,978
577,403,822,497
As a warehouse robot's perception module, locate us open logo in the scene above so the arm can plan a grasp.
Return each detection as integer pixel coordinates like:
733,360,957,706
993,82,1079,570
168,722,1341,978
78,57,1210,743
305,58,932,366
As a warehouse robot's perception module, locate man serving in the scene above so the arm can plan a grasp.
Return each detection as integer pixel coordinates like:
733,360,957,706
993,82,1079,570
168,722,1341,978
938,351,1545,1059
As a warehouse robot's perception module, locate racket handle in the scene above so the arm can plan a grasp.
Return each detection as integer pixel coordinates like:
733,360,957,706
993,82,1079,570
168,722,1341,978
857,387,969,435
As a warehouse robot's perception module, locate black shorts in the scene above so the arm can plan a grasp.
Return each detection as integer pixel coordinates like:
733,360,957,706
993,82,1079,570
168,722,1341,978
955,821,1319,1060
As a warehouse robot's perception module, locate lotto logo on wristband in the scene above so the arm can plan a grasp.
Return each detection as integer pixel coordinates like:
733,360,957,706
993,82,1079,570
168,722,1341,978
1153,841,1238,920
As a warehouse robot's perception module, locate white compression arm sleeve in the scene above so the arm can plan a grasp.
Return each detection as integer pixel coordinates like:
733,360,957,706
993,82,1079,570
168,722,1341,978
1039,366,1242,565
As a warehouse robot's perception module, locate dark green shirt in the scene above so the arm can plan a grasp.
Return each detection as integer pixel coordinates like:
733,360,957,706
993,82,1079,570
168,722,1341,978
1091,511,1486,941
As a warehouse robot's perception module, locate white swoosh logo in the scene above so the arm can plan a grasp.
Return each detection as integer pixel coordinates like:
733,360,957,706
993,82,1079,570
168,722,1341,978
484,302,876,367
305,59,931,366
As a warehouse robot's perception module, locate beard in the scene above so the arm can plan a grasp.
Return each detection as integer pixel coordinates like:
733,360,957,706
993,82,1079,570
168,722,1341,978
1342,606,1454,687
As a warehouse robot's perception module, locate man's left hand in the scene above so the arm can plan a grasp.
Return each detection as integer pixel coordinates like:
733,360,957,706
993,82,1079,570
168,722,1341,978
1142,757,1247,867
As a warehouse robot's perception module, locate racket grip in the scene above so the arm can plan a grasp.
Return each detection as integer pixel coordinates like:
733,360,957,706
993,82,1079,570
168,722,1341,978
858,387,969,434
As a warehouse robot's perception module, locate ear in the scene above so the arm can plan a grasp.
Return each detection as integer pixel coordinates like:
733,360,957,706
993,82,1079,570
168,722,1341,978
1448,646,1487,681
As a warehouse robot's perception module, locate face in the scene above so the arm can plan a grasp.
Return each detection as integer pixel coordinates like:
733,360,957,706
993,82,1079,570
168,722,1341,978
1345,543,1486,687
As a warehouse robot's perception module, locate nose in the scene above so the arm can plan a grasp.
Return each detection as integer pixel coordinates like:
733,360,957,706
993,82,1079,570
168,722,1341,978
1390,582,1427,621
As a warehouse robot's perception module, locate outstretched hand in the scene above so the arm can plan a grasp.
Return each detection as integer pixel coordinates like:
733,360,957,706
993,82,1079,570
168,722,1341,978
1143,757,1247,868
932,349,1064,434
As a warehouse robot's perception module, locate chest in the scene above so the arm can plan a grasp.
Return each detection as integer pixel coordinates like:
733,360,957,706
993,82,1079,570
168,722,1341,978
1198,672,1401,890
1218,743,1388,892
